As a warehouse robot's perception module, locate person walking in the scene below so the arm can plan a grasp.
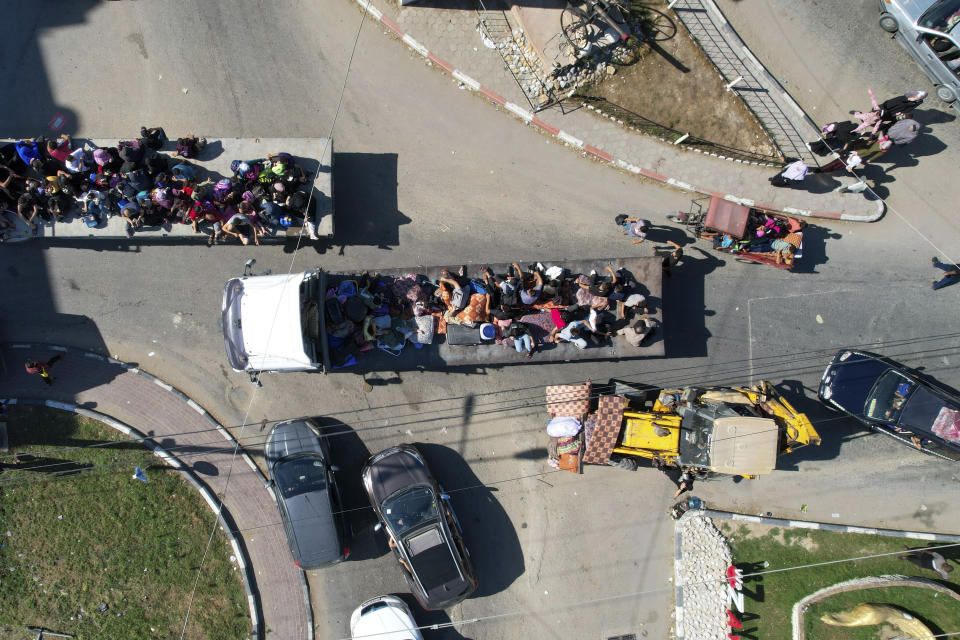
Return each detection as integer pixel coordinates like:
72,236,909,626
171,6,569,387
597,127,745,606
24,355,62,386
899,546,954,579
932,256,960,290
673,467,694,499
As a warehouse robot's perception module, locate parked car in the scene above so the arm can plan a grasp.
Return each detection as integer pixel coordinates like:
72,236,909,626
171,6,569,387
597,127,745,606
818,349,960,460
264,418,350,568
349,595,424,640
361,444,478,610
878,0,960,107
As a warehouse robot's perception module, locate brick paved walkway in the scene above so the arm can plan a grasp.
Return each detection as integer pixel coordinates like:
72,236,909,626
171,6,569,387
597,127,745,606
0,344,311,640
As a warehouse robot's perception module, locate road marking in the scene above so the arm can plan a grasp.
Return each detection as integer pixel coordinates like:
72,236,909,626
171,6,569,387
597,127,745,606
186,399,206,415
452,70,480,91
153,378,173,391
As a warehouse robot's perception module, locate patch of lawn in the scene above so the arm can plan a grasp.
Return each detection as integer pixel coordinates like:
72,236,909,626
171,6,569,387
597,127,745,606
0,405,249,639
719,520,960,639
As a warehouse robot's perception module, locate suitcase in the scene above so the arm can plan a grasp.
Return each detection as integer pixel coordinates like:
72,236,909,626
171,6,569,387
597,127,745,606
445,324,482,346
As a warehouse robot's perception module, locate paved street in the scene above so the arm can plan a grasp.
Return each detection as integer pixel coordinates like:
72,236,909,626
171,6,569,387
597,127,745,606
1,1,959,639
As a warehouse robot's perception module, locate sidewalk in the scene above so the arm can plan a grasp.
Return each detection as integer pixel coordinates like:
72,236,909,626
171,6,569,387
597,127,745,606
354,0,884,222
0,343,311,640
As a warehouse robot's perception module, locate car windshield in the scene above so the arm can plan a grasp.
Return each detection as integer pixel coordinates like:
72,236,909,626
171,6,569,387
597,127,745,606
275,457,326,499
920,0,960,33
864,370,915,422
382,486,437,535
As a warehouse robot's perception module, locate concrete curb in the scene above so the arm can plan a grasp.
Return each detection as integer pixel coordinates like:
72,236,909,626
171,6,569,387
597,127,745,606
701,508,960,542
0,396,261,640
672,508,960,640
4,343,316,640
352,0,885,223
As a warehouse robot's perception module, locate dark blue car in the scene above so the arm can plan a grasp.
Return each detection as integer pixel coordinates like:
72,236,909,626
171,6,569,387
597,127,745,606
818,350,960,461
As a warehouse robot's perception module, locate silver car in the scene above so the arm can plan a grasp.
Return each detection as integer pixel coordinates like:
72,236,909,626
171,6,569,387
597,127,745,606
879,0,960,106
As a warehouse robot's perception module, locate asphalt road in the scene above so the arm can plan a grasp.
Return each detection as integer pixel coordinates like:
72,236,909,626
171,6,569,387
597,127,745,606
2,1,959,639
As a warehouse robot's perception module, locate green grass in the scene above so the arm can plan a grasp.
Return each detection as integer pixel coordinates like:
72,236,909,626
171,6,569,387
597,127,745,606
0,405,249,639
721,520,960,639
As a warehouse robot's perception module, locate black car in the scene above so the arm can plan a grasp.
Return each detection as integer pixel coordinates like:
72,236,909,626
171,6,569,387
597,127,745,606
818,349,960,460
265,418,351,569
361,444,477,610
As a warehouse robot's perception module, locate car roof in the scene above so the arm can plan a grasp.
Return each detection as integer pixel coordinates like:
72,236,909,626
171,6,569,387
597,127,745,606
281,481,342,567
901,384,960,436
352,599,422,640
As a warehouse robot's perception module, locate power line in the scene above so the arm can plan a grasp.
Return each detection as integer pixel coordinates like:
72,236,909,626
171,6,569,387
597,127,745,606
4,328,959,468
175,4,371,637
4,335,959,483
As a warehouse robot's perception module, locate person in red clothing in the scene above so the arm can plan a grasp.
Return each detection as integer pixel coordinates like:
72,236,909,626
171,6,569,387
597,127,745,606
24,355,62,386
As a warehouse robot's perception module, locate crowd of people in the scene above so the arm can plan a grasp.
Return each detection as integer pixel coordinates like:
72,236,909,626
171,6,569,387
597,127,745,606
771,89,927,188
0,128,316,244
324,262,659,367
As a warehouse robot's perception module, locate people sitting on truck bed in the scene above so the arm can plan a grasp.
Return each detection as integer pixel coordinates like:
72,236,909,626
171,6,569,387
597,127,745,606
0,130,320,242
311,262,654,367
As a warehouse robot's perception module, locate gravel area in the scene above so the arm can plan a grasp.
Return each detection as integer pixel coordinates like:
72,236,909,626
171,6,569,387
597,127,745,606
676,513,732,640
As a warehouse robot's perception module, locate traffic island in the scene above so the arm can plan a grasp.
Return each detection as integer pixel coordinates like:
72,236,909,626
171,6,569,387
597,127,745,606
673,509,960,639
0,404,250,639
718,518,960,639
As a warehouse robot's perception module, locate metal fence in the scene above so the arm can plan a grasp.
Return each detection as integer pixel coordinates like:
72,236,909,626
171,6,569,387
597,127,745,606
569,95,785,166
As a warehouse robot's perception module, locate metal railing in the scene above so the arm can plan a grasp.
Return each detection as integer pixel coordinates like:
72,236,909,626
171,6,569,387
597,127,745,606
570,95,785,166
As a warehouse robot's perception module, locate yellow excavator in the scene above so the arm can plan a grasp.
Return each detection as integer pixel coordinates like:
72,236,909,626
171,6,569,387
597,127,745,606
545,380,820,478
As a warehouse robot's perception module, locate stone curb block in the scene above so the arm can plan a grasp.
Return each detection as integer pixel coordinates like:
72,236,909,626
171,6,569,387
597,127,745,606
700,508,960,542
351,0,885,223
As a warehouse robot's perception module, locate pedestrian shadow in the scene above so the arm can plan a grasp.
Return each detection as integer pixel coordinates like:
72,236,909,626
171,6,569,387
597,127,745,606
414,443,524,599
914,107,957,126
788,224,842,275
662,247,721,358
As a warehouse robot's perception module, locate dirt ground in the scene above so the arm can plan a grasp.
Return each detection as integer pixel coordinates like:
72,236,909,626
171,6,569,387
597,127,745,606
579,2,778,157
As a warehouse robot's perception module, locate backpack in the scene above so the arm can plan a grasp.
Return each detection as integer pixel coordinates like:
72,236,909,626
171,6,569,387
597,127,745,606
449,286,468,312
176,138,198,159
501,284,519,307
117,140,143,163
144,154,168,176
213,179,233,200
287,190,308,214
83,212,99,228
139,127,165,150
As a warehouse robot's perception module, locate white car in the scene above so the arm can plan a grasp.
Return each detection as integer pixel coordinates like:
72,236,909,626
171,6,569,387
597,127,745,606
350,595,424,640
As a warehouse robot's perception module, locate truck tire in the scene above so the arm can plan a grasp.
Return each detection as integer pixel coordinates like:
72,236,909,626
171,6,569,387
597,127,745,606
611,457,638,471
879,13,899,33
